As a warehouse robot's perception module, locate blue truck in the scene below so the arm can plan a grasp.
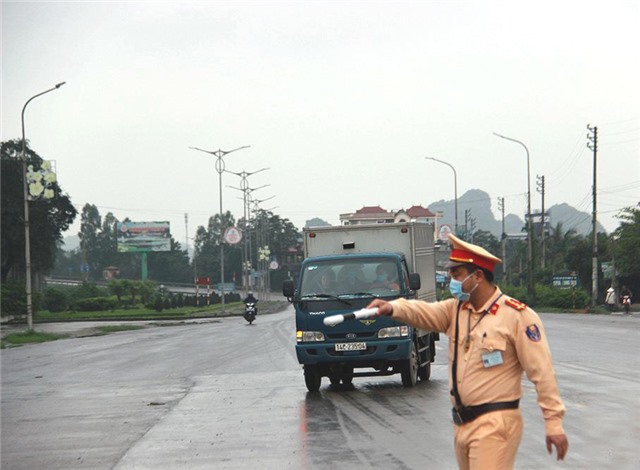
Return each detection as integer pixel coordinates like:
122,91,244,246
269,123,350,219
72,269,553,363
282,222,438,392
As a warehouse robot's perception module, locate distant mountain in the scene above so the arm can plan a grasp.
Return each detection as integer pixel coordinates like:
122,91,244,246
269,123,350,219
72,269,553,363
428,189,605,238
305,217,331,228
547,203,605,236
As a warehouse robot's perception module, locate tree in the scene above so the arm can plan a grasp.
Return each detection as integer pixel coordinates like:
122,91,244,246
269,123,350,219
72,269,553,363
108,279,126,303
613,203,640,279
1,139,77,282
243,209,301,290
194,211,239,283
147,238,192,283
78,204,101,280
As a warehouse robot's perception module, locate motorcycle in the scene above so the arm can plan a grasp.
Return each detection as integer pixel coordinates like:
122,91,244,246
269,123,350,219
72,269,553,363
244,302,257,325
622,295,632,315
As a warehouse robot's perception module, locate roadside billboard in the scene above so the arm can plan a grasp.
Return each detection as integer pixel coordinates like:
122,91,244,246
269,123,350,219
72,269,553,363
116,221,171,253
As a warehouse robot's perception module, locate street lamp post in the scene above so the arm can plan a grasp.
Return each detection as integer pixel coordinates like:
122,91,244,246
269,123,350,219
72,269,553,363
425,157,458,236
21,82,66,331
493,132,535,304
226,167,269,295
189,145,250,311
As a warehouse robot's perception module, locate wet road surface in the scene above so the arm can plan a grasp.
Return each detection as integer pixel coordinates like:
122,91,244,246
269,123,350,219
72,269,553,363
2,308,639,469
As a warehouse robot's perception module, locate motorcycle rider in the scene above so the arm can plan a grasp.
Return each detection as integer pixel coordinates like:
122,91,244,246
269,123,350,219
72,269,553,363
620,286,633,314
244,292,258,315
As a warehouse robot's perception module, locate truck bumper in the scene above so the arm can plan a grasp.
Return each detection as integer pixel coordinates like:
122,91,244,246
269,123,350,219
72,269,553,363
296,338,412,366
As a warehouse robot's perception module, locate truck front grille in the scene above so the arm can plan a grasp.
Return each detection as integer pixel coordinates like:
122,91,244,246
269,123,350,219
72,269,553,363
326,332,376,340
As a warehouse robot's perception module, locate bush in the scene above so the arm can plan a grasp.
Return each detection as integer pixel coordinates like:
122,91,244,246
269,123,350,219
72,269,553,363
153,294,163,312
44,287,70,312
73,296,118,312
535,284,590,309
72,282,109,302
1,280,26,316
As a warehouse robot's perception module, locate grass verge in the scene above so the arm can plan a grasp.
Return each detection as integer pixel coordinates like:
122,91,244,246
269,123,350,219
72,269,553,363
30,300,288,322
1,331,69,348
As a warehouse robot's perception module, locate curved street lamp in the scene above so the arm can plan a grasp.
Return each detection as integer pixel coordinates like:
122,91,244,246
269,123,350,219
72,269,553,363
226,167,270,295
493,132,534,303
425,157,458,236
21,81,66,331
189,145,250,311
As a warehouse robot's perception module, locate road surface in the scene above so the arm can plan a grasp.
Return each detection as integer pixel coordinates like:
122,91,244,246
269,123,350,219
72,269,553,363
2,308,639,469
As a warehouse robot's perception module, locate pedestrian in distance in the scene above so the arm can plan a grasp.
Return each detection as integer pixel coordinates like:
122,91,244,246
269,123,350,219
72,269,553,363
605,286,616,312
367,234,568,470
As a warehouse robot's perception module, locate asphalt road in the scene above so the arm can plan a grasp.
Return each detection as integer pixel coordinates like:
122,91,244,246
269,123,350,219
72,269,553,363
2,308,639,469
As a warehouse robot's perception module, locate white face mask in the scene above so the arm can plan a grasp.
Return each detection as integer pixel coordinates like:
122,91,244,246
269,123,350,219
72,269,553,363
449,271,478,301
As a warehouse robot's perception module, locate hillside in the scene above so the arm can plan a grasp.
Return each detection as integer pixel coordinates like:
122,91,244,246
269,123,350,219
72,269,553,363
428,189,605,238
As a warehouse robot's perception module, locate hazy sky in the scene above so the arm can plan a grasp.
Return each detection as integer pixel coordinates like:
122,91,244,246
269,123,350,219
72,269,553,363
3,0,639,252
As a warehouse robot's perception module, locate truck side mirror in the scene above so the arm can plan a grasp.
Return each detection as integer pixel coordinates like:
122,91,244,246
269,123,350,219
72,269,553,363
408,273,421,291
282,280,295,298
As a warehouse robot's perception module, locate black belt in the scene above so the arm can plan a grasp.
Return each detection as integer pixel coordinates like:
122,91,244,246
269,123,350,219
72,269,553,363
452,399,520,425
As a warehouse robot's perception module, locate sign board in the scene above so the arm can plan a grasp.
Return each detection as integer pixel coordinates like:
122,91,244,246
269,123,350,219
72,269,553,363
601,262,613,280
269,260,279,270
216,282,236,293
117,221,171,253
552,276,578,289
195,276,212,286
438,224,453,242
223,226,243,245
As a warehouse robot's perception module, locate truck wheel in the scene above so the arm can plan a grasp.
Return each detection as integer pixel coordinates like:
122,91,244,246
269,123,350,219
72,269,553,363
304,365,322,392
401,341,418,387
418,361,431,381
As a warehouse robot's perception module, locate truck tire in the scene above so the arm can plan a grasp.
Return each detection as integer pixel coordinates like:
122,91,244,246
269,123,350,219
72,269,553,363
401,341,418,387
418,361,431,381
304,365,322,392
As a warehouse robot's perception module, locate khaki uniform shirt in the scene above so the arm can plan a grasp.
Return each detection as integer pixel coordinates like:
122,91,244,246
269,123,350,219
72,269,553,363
390,287,566,436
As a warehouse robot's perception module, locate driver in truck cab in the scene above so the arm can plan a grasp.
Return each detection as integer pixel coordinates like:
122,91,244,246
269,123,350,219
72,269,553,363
369,264,400,291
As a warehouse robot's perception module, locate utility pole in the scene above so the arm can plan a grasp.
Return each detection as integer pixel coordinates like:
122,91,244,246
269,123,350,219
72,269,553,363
498,197,507,283
536,175,546,269
184,213,189,257
470,217,477,243
587,124,598,308
464,209,470,241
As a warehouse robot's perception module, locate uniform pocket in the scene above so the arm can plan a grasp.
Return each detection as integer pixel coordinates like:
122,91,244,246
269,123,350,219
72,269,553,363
479,337,506,353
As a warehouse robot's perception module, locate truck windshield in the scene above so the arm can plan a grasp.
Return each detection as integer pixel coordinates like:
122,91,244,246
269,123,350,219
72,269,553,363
300,259,400,297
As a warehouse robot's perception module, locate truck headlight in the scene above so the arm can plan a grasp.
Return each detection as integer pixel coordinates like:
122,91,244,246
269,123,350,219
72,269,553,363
297,330,325,342
377,326,409,338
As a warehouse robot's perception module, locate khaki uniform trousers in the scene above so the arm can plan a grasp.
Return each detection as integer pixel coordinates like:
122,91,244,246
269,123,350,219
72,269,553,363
453,408,523,470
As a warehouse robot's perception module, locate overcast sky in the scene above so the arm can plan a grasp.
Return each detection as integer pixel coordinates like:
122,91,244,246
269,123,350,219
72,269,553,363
3,0,639,252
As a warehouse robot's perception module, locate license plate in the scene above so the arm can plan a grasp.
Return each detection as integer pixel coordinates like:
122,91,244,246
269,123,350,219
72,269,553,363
335,342,367,351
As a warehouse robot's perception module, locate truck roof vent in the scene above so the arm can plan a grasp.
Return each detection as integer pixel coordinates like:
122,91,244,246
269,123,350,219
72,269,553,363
343,242,355,250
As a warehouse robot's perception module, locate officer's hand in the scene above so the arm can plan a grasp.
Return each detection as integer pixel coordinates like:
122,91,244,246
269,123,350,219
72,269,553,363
366,299,393,316
546,434,568,461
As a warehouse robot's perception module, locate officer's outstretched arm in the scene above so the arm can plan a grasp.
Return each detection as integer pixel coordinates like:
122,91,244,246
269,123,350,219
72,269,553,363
367,299,393,316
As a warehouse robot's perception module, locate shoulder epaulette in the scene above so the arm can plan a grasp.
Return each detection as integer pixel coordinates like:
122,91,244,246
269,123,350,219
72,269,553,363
505,297,527,311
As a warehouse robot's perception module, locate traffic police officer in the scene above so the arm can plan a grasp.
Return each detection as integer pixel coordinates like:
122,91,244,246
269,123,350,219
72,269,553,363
367,234,568,469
